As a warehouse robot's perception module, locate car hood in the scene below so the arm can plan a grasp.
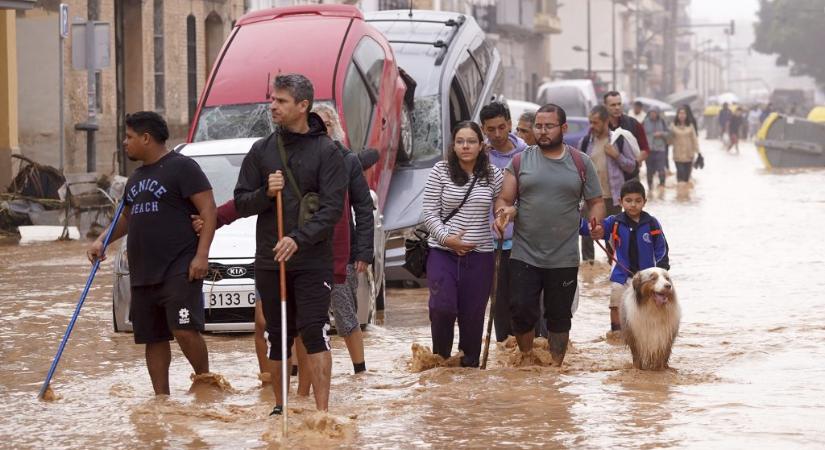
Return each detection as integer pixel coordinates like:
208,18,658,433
382,165,432,232
210,216,257,260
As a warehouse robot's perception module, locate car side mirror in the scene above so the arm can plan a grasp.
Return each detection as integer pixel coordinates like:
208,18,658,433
358,148,380,170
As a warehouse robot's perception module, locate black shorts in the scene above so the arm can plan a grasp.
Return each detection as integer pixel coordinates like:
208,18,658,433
508,260,578,334
256,268,333,360
130,274,205,344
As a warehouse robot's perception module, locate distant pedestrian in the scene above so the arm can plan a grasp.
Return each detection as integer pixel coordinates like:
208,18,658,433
718,103,732,142
629,100,647,124
604,91,649,164
423,121,503,368
727,108,744,154
643,107,669,190
748,106,763,138
579,105,637,264
87,111,217,396
516,111,538,146
670,105,700,186
495,104,605,366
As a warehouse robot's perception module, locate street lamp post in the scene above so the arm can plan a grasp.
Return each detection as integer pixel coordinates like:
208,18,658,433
611,0,616,90
587,0,592,79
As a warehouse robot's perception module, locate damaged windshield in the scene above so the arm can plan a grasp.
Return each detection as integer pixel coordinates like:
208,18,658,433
193,103,274,142
411,94,443,166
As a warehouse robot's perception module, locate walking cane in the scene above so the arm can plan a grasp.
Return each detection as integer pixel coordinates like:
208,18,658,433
275,191,288,436
38,199,126,399
480,238,505,370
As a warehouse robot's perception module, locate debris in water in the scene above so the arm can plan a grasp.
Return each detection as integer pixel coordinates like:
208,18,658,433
409,343,462,372
258,372,272,385
297,411,353,438
40,386,60,402
189,372,236,393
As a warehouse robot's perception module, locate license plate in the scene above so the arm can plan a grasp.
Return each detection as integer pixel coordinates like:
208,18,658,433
203,290,256,308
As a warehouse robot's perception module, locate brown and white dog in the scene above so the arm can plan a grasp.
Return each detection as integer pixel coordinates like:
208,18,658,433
620,268,681,370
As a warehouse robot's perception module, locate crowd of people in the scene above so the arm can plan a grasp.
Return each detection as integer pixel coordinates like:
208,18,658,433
87,73,692,417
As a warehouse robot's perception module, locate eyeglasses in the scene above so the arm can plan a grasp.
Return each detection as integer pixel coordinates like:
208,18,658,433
533,123,562,131
455,139,480,146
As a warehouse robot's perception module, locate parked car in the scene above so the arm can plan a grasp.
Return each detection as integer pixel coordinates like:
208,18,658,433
112,139,380,333
186,4,411,309
563,116,590,149
365,9,503,286
535,79,599,118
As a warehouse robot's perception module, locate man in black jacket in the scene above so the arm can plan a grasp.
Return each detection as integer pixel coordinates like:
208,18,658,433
234,74,346,414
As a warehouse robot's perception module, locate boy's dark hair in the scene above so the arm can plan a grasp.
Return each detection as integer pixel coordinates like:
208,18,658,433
274,73,314,111
620,180,646,200
536,103,567,125
479,101,511,124
125,111,169,143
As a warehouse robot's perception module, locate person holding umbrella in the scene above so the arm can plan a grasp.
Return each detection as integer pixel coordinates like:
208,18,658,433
422,121,503,368
234,74,346,415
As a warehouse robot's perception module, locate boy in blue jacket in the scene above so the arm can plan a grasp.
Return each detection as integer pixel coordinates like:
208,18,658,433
582,180,669,334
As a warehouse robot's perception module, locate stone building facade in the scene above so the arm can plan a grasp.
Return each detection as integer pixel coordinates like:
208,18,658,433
10,0,244,181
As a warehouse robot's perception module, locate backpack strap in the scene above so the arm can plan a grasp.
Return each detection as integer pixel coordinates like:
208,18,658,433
568,145,587,206
277,134,303,200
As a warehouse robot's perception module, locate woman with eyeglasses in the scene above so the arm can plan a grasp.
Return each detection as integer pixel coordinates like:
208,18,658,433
422,121,503,367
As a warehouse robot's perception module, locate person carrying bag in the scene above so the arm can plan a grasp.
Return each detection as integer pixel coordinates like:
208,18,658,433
419,121,503,368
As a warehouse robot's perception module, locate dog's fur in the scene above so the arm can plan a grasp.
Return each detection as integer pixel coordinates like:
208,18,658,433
620,268,681,370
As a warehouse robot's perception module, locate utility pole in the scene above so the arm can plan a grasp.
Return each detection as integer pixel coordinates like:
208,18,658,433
611,0,616,90
586,0,592,80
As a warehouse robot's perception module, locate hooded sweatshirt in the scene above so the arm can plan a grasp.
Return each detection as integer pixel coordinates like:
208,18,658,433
234,113,347,272
487,132,527,249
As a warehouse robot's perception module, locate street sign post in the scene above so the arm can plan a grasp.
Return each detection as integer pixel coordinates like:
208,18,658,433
71,20,110,172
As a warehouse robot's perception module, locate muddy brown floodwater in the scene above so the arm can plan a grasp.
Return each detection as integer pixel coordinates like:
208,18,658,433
2,140,825,449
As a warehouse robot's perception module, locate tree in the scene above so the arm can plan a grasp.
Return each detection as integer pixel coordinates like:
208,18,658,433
753,0,825,90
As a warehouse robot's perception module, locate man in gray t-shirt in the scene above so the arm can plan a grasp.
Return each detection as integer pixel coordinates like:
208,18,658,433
495,104,605,366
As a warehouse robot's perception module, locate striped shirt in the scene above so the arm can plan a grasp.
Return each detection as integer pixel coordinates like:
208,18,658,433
422,161,503,253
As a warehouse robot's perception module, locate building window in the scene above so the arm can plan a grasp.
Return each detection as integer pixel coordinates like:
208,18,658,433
187,15,197,123
153,0,165,112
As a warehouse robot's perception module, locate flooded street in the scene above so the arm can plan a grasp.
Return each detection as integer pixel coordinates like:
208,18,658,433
2,140,825,449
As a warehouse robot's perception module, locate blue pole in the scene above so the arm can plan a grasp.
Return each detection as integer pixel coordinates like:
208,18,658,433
38,199,126,399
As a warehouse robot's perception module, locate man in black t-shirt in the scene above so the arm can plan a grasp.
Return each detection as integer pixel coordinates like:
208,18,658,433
87,111,217,396
234,74,346,414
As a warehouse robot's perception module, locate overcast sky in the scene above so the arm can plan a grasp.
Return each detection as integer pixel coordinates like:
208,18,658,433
690,0,759,22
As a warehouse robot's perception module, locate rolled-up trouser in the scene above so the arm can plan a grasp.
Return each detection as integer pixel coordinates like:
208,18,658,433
426,248,494,367
256,268,333,360
509,259,579,334
581,199,622,261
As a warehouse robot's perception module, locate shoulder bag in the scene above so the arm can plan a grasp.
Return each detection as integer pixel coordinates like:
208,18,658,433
403,176,478,278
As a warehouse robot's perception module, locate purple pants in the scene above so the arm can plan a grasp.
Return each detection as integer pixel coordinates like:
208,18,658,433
426,248,494,367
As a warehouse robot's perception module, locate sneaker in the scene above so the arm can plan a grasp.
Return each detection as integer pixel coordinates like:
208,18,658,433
269,405,284,416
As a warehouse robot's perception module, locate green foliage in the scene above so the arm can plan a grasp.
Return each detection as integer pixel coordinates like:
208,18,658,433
753,0,825,89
